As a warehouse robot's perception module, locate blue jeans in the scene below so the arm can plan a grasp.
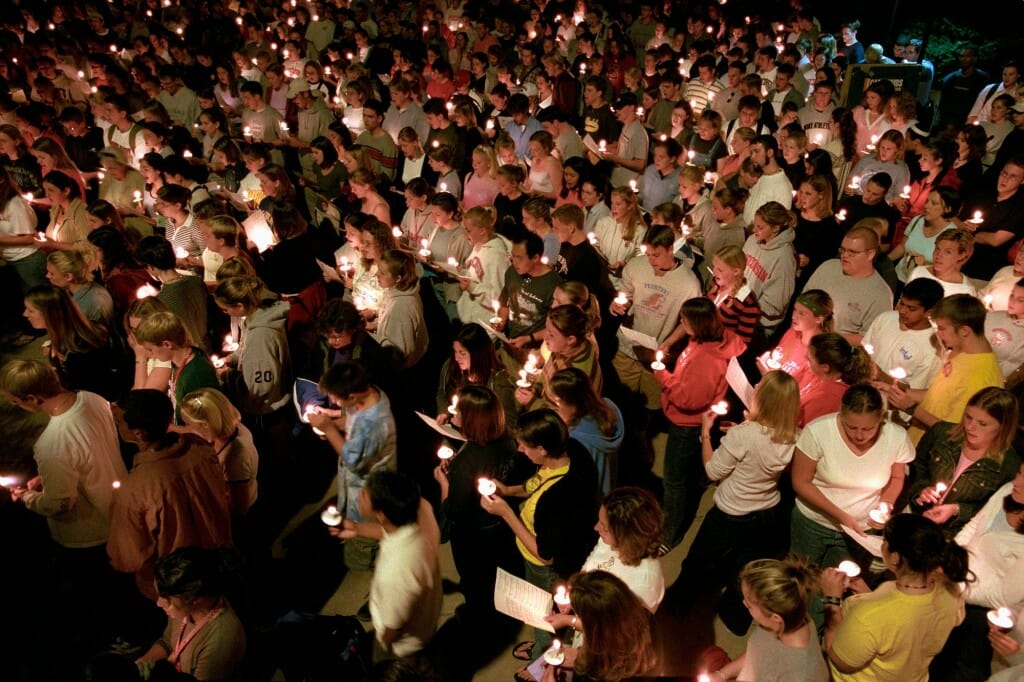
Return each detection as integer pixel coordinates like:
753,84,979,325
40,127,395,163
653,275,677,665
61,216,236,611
663,424,704,548
790,507,853,631
10,250,46,292
524,559,556,659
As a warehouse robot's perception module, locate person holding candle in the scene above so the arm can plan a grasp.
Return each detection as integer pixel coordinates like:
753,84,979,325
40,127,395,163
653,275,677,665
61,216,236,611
349,218,398,315
437,322,518,429
39,170,90,250
591,185,647,286
306,361,396,570
136,236,210,354
425,192,472,320
134,546,246,681
931,462,1024,680
821,514,968,681
434,385,525,631
850,79,893,158
889,186,963,282
153,184,205,274
674,164,717,253
134,311,219,425
849,129,911,203
907,387,1019,533
886,294,1004,444
799,333,873,426
372,250,428,370
655,296,747,547
520,198,562,265
790,384,915,620
757,289,834,382
540,570,656,682
44,249,116,329
0,166,44,294
637,137,682,213
518,304,603,412
742,201,798,339
793,174,843,289
480,409,599,660
963,157,1024,281
454,206,510,329
980,248,1024,312
706,556,830,681
892,139,958,250
667,370,801,631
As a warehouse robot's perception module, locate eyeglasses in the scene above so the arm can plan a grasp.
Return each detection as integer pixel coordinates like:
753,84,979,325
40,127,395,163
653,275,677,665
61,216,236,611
838,246,870,256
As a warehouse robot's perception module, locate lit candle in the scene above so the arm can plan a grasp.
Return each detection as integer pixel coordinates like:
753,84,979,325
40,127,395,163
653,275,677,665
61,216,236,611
837,560,861,578
446,257,459,268
614,291,629,306
687,150,696,165
628,179,638,193
440,182,448,192
889,366,908,388
477,478,497,496
448,394,459,415
490,299,502,325
236,16,243,25
0,475,20,488
223,334,239,353
934,481,948,496
112,480,121,489
133,190,143,205
486,119,494,130
525,353,541,376
24,192,33,202
338,256,353,272
765,348,783,370
659,133,667,142
182,149,193,159
869,501,891,525
639,244,648,255
540,256,549,265
651,350,666,371
587,231,598,245
968,210,984,225
636,106,645,117
321,504,343,526
437,445,455,462
392,226,403,238
353,295,367,311
35,231,46,242
848,176,861,191
543,639,565,666
984,294,994,310
553,585,571,611
598,139,606,153
175,246,189,260
836,208,847,222
77,70,85,79
211,354,225,369
517,369,531,387
711,400,729,416
136,284,158,299
243,126,252,138
301,404,316,424
900,185,911,199
419,238,431,258
987,607,1016,632
697,675,712,682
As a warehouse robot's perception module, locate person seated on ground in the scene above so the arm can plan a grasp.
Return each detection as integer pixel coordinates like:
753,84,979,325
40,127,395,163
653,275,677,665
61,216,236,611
135,546,245,682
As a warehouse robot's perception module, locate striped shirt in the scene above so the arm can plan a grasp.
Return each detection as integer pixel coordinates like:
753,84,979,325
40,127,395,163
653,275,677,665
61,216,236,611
712,284,760,342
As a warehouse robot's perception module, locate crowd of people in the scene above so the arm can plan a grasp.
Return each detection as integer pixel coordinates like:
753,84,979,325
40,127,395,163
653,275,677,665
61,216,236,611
1,0,1024,680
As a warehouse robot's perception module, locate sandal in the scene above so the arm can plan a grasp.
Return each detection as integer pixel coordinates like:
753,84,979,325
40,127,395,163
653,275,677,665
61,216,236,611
512,640,535,661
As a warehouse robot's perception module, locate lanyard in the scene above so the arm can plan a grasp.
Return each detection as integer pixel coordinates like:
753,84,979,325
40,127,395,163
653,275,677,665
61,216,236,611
169,604,222,671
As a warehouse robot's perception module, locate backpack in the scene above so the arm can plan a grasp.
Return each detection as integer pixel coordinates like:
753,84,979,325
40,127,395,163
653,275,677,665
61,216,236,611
105,123,141,156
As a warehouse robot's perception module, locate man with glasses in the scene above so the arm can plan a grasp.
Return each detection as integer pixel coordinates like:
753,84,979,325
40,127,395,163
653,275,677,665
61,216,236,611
803,225,894,345
155,66,200,128
964,157,1024,281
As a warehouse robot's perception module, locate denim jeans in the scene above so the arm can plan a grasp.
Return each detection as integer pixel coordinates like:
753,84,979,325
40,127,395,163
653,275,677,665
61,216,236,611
663,424,704,548
790,507,853,631
524,559,556,659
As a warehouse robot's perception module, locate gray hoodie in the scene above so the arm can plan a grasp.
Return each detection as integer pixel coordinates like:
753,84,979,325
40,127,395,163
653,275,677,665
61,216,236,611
238,294,292,415
742,228,797,330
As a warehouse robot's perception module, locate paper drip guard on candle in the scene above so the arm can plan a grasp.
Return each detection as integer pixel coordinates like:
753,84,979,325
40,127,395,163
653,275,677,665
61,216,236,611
987,607,1015,632
869,502,891,525
477,478,497,497
650,350,666,371
447,394,459,415
710,400,729,416
553,584,571,612
837,560,861,578
543,639,565,666
321,504,343,527
613,291,629,306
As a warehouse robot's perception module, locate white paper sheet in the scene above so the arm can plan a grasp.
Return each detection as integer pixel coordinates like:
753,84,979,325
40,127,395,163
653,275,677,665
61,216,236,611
415,411,466,441
493,567,556,633
726,357,756,410
620,326,659,351
841,525,884,558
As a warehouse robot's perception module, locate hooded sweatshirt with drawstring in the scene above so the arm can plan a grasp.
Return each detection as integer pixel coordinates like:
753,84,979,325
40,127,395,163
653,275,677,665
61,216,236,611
742,228,797,331
237,293,292,415
654,331,748,427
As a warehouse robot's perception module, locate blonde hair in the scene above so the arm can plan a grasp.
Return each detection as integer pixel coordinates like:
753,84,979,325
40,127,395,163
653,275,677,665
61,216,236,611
206,215,243,245
179,387,241,440
46,250,91,285
0,358,62,399
740,555,819,633
214,275,270,311
134,310,191,347
471,145,498,180
713,244,746,271
749,370,800,443
609,186,645,242
463,205,497,234
935,227,975,257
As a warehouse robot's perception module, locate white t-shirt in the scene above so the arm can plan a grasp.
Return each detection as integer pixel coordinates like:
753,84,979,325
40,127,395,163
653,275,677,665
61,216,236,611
795,414,915,531
907,266,978,298
706,421,796,515
861,310,941,390
0,194,38,260
21,392,128,548
580,538,665,612
371,521,443,657
985,311,1024,377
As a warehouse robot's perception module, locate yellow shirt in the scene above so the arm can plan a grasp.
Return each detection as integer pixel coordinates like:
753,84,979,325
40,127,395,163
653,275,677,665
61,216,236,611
516,463,570,566
830,581,964,682
909,351,1002,444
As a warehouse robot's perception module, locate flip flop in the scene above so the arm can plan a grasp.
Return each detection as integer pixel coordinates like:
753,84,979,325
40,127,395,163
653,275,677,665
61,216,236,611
512,640,535,661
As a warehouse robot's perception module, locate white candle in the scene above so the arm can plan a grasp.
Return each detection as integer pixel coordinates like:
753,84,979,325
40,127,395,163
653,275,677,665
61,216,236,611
112,480,121,489
486,119,494,130
543,639,565,666
517,369,531,388
869,501,891,525
553,584,571,608
614,291,629,306
448,394,459,415
321,504,343,526
301,404,316,424
175,246,189,260
136,284,158,299
969,210,984,225
900,185,911,199
439,182,448,193
711,400,729,416
223,334,239,353
182,149,193,159
477,478,497,496
988,607,1015,631
243,126,251,137
837,560,861,578
639,244,648,255
525,353,541,375
447,256,459,268
0,476,20,488
133,190,143,205
697,675,712,682
587,232,598,245
848,176,861,190
651,350,666,371
437,445,455,461
419,237,431,258
211,354,225,369
934,481,948,496
598,139,606,153
628,179,638,193
353,295,367,311
890,366,908,381
836,208,847,222
392,226,403,238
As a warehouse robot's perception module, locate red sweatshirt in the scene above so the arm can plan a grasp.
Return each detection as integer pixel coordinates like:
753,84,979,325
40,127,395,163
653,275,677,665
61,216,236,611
654,331,747,426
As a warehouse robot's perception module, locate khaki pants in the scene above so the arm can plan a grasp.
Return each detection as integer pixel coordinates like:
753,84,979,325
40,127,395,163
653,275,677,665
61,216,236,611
612,351,662,410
